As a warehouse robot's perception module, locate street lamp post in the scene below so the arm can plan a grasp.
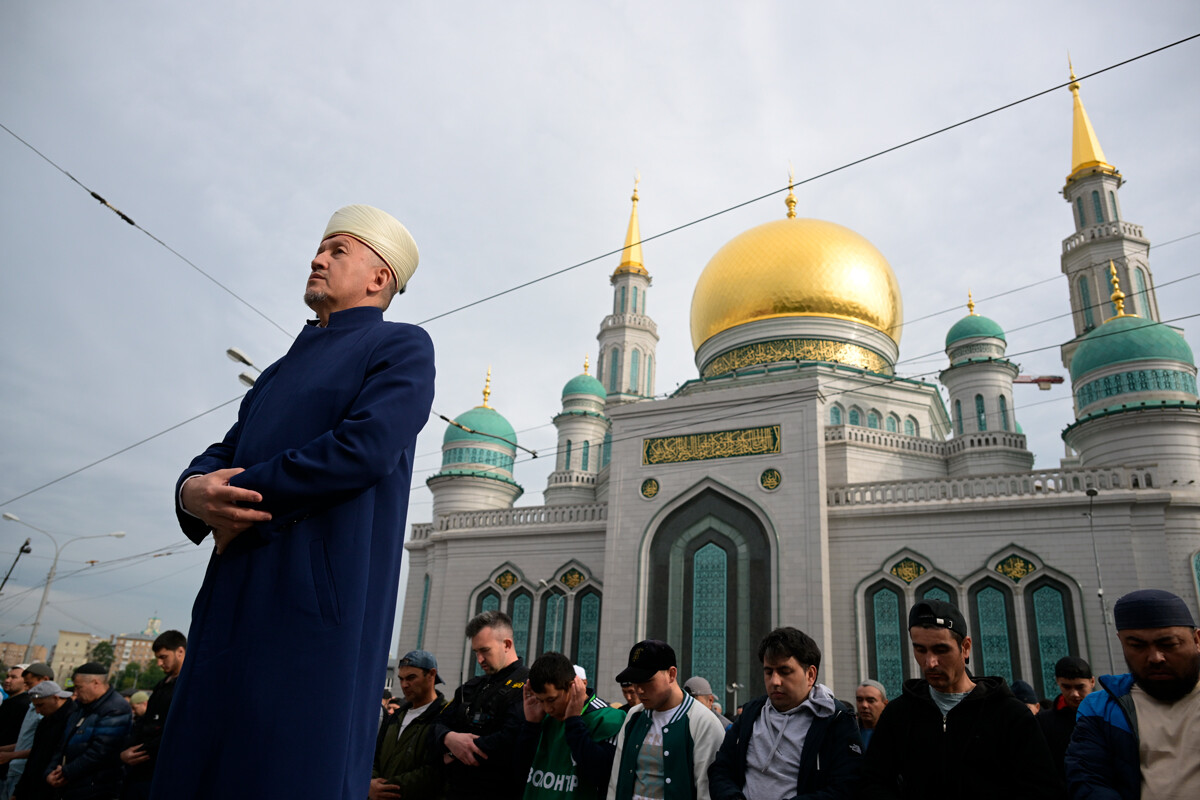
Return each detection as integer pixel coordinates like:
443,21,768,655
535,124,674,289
1084,488,1116,674
226,347,261,387
2,513,124,662
0,537,32,594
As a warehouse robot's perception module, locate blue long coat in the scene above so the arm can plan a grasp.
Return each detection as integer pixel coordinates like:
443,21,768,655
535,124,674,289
152,307,435,799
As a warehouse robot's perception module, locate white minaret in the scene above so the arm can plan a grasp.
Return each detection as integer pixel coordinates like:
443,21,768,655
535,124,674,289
544,357,610,505
939,293,1033,476
596,178,659,407
1059,63,1160,369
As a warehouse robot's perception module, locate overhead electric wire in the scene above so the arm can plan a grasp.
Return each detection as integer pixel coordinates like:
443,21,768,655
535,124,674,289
3,34,1198,510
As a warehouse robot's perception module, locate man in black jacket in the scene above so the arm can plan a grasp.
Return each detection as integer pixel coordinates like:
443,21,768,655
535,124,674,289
709,627,862,799
119,630,186,799
13,681,75,800
860,600,1060,799
45,662,132,800
433,610,529,800
1035,655,1094,781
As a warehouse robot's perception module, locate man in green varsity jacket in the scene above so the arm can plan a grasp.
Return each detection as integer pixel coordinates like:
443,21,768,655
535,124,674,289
515,653,625,799
606,640,726,800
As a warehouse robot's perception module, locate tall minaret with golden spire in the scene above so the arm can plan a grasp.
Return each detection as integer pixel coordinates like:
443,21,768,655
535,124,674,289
1060,59,1159,370
596,175,660,406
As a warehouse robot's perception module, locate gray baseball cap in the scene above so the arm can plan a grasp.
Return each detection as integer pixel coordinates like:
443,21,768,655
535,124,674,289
28,681,72,700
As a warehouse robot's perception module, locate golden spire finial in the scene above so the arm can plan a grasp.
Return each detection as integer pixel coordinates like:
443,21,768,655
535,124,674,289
614,172,648,276
1109,261,1130,317
785,163,797,219
1066,57,1114,182
583,354,590,376
481,366,492,408
967,289,976,316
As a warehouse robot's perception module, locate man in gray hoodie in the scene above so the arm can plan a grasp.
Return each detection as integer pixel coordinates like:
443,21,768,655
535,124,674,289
708,627,862,799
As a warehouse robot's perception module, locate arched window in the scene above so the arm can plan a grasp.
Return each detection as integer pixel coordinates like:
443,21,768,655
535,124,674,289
691,542,728,694
619,286,627,313
475,590,502,675
508,589,533,663
1091,191,1105,224
954,400,963,435
867,412,880,429
865,581,907,701
1025,577,1078,699
573,590,602,684
630,350,640,394
641,289,647,314
969,580,1019,683
1079,277,1095,329
1109,191,1119,221
564,440,572,470
999,395,1010,431
539,591,567,655
416,574,431,649
602,431,612,467
904,418,917,437
886,415,898,433
1134,268,1149,317
596,352,604,383
830,406,842,425
609,348,621,393
646,354,653,396
849,408,861,426
1076,197,1086,228
975,394,987,431
920,579,956,605
632,286,638,314
581,441,590,471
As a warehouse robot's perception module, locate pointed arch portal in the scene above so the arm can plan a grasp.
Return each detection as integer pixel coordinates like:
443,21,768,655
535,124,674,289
647,488,771,699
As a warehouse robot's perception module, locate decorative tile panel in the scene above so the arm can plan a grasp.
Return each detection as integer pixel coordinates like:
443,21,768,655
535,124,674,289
643,425,781,466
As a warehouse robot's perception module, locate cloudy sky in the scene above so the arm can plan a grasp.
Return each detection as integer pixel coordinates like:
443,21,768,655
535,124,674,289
2,2,1198,658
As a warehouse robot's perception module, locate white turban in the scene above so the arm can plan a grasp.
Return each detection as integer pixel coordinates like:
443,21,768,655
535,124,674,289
322,204,420,291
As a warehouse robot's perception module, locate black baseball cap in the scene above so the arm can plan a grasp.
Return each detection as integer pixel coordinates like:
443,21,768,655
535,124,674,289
615,639,676,684
908,599,968,636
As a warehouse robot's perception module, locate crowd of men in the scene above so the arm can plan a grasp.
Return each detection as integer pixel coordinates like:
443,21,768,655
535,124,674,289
372,588,1198,800
0,630,185,800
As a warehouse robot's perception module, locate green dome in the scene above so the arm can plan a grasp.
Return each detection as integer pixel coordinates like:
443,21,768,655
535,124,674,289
1070,315,1195,382
443,406,517,451
562,373,606,399
946,314,1006,348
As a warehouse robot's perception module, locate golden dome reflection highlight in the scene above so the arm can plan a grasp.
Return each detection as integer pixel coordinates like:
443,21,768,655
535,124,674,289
689,217,904,351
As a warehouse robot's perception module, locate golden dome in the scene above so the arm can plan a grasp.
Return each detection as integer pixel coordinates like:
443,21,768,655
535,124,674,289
690,217,903,350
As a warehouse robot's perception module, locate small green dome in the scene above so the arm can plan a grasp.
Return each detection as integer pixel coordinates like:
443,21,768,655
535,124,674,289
562,373,606,400
946,314,1006,348
1070,315,1195,382
443,406,517,451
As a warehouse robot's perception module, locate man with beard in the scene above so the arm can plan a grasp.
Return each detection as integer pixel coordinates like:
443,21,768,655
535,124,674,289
860,599,1059,799
1066,589,1200,799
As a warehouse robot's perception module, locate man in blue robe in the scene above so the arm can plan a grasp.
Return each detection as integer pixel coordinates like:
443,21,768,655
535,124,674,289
152,205,435,799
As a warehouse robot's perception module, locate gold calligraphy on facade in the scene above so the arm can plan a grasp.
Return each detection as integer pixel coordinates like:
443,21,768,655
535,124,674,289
760,468,782,490
995,555,1037,583
702,338,891,378
643,425,781,466
560,568,586,589
890,558,927,584
495,570,518,589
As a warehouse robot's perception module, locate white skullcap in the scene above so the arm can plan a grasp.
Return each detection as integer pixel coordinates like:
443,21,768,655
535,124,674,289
322,204,420,291
574,665,587,682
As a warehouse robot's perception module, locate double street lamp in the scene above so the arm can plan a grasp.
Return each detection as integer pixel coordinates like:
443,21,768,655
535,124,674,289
2,513,124,662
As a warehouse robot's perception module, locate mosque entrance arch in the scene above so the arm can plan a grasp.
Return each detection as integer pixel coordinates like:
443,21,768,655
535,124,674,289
646,488,772,702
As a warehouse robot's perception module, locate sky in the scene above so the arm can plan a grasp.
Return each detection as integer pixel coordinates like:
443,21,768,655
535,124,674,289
2,2,1198,658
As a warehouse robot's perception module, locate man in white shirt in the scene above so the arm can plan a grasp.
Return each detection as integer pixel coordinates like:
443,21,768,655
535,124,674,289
370,650,449,800
1067,589,1200,800
607,640,725,800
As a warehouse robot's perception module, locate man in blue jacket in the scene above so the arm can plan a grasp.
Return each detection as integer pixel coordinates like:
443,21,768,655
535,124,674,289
1066,589,1200,800
708,627,862,800
154,205,436,800
45,663,131,800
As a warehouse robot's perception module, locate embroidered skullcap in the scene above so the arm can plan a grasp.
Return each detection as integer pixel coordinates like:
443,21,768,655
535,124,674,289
1113,589,1196,631
322,205,420,291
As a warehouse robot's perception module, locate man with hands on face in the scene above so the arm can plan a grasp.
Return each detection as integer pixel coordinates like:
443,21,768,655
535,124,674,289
434,611,529,800
516,652,625,800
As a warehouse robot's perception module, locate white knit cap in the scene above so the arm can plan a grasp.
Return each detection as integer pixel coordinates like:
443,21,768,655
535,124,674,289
322,205,420,291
